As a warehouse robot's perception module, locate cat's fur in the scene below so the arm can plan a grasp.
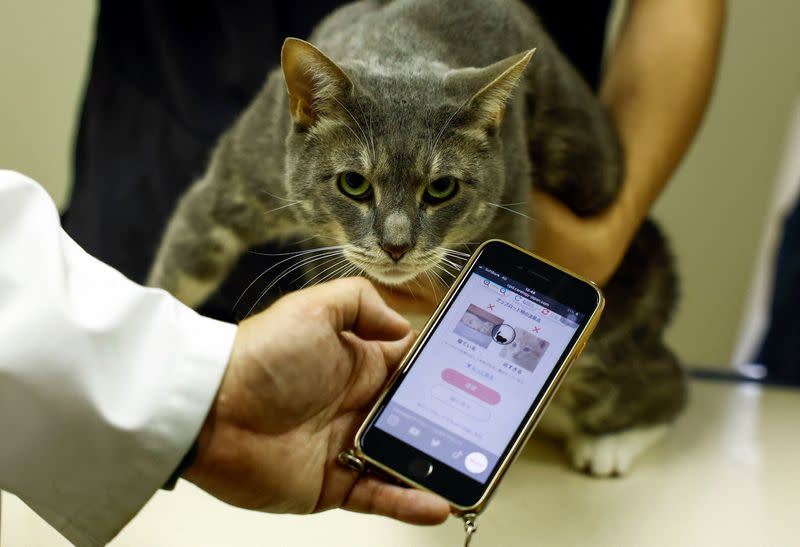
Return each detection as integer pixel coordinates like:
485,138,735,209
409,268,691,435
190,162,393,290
148,0,686,476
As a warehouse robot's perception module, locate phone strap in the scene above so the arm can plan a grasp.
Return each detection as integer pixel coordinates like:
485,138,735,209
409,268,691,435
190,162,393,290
461,512,479,546
336,449,481,546
336,448,366,475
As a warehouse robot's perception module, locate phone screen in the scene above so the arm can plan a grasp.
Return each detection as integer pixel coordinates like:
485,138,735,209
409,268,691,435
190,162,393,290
371,263,585,484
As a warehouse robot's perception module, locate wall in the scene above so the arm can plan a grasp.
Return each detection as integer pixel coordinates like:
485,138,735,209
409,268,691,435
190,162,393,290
0,0,95,208
1,0,799,366
649,0,800,365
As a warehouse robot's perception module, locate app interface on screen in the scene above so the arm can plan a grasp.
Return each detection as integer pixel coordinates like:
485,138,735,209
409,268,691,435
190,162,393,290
375,264,584,483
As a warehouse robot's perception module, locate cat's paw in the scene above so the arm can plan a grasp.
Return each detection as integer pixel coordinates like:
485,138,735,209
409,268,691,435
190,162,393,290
566,425,668,477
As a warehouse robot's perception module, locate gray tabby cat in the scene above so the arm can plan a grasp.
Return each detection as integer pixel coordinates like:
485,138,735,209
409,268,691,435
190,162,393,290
148,0,686,476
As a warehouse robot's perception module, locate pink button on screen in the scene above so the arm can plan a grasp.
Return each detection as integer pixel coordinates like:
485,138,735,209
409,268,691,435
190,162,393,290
441,368,501,405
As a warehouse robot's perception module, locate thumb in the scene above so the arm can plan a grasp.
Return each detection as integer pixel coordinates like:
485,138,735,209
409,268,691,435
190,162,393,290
303,277,411,340
378,331,417,374
339,331,416,412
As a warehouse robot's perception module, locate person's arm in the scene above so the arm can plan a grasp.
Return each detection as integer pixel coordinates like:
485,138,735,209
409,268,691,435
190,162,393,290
0,170,236,546
532,0,726,285
0,171,448,546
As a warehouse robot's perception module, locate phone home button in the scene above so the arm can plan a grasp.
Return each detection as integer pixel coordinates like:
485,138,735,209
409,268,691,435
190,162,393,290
408,458,433,479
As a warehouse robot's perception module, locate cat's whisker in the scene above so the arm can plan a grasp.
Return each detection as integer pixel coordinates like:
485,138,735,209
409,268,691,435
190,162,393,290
439,256,468,265
245,253,342,318
412,276,426,293
333,266,353,282
440,249,470,258
244,249,346,317
318,261,352,285
438,242,480,256
436,251,465,264
289,234,321,246
259,188,297,203
438,259,462,273
318,259,358,286
437,254,465,270
461,243,476,255
491,201,527,207
435,245,470,258
248,244,347,258
295,254,347,289
406,280,417,301
436,262,459,279
299,255,352,289
349,266,365,281
485,201,540,224
234,246,347,311
312,232,345,245
423,270,442,300
415,257,448,270
341,264,361,280
263,201,302,216
437,261,461,277
265,249,349,291
429,267,451,288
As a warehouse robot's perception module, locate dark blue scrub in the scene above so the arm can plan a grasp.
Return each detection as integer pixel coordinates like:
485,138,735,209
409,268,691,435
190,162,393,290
63,1,613,322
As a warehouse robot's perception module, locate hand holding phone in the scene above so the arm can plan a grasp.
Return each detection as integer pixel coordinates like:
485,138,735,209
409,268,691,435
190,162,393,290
352,240,604,514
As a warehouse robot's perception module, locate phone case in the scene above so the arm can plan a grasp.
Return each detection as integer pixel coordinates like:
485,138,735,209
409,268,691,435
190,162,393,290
350,239,605,515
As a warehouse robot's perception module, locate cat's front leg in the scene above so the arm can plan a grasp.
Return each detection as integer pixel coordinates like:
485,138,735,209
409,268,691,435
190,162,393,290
147,179,247,308
565,426,670,477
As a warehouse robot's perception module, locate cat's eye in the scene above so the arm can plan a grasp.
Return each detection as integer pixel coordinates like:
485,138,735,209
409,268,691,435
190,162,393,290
337,172,372,200
424,176,459,204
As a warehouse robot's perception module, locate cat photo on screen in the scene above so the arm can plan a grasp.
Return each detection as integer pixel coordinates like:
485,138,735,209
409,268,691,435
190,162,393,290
454,304,503,348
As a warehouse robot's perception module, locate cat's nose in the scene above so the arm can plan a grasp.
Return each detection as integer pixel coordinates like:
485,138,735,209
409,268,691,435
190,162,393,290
381,242,410,261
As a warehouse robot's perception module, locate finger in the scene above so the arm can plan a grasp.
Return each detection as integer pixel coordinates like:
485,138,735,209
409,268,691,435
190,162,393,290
338,336,409,411
310,277,411,340
343,475,450,525
376,282,442,315
337,332,415,412
377,331,416,375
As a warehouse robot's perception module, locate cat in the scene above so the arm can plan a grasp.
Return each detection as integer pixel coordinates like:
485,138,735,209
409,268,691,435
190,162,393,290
148,0,686,476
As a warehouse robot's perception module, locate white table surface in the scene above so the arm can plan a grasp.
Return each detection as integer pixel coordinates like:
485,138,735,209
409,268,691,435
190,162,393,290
3,379,799,547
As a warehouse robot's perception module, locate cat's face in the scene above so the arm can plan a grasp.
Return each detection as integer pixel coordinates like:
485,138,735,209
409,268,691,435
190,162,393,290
281,39,532,285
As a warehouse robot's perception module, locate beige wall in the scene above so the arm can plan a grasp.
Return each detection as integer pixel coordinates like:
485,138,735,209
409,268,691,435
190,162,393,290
651,0,800,365
0,0,95,208
1,0,798,366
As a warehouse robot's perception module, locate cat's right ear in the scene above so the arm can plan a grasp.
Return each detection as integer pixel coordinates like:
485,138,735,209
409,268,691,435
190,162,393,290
446,49,536,129
281,38,353,128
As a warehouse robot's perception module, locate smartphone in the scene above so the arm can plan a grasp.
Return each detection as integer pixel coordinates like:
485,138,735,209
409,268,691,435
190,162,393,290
354,239,604,514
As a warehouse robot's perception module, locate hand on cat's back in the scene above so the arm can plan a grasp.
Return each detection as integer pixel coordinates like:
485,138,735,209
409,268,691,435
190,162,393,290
530,189,632,287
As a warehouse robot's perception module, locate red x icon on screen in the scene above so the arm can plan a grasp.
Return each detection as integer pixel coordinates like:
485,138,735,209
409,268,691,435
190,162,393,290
487,304,495,311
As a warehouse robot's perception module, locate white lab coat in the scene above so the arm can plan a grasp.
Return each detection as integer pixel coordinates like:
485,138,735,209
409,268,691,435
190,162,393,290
0,171,237,546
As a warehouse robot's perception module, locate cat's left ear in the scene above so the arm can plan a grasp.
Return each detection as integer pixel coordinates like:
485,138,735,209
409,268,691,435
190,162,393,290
447,49,536,129
281,38,353,127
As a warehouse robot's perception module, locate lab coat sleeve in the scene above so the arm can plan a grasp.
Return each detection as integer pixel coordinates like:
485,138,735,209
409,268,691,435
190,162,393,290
0,170,237,546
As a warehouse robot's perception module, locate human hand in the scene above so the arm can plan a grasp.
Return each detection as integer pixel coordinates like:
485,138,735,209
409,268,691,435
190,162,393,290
185,277,450,524
530,189,636,286
374,279,444,321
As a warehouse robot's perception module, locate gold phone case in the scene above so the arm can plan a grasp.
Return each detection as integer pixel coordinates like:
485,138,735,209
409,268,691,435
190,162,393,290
352,239,605,516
